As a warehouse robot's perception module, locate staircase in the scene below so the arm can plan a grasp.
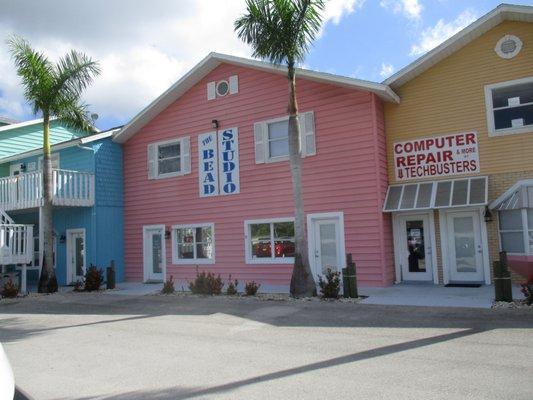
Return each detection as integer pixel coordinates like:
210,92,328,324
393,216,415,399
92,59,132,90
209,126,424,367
0,209,34,293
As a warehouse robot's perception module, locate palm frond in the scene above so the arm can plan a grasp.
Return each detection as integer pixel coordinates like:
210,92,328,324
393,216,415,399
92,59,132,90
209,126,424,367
7,35,54,114
51,94,96,133
52,50,100,100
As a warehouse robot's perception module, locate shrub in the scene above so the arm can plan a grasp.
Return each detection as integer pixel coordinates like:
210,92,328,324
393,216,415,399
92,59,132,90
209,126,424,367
161,276,175,295
521,277,533,305
244,281,260,296
1,278,19,298
189,269,223,295
226,275,239,295
318,268,341,299
84,265,104,292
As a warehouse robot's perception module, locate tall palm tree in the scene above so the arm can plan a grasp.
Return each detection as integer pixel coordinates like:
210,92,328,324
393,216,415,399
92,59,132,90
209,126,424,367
8,36,100,293
235,0,324,297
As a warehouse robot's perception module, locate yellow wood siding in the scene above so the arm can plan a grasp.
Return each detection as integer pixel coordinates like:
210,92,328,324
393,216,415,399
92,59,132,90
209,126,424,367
384,21,533,183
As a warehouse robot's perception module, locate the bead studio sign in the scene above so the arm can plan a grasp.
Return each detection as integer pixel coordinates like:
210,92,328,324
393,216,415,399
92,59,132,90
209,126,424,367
198,128,240,196
394,132,480,181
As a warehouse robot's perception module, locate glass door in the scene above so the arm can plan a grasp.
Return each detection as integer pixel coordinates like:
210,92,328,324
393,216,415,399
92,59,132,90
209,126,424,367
143,226,165,282
397,214,434,281
67,229,85,284
446,211,484,282
313,219,341,277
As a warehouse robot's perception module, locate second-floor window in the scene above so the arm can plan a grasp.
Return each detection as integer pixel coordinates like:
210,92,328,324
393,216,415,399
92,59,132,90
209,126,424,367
147,137,191,179
485,77,533,136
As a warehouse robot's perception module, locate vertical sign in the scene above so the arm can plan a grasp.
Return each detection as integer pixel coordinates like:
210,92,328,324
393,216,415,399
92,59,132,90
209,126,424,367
198,132,219,197
218,128,240,195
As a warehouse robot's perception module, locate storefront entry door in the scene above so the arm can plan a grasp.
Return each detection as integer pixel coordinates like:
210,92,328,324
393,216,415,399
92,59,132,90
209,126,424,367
397,214,434,282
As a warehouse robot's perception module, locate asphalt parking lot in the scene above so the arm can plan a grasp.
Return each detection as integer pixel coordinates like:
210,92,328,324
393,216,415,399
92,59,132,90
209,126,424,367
1,293,532,400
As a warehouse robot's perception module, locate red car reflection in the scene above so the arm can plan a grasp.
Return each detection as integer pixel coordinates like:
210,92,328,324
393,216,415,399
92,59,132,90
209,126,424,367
255,238,295,258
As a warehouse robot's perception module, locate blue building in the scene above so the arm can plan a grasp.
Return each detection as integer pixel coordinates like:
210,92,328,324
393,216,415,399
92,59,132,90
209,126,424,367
0,120,124,290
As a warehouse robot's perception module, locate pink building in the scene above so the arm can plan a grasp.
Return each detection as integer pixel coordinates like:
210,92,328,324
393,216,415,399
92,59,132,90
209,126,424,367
114,53,400,290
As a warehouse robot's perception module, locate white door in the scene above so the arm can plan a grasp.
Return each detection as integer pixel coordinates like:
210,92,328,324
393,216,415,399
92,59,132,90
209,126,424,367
67,229,86,284
446,211,484,282
143,226,165,282
397,214,434,282
311,218,343,279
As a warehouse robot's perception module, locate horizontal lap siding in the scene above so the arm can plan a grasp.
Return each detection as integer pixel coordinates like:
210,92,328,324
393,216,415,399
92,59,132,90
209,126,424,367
124,63,390,286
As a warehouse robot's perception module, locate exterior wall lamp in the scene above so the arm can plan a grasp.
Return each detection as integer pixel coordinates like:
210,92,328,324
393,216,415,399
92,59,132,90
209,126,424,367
165,230,171,240
484,206,493,223
211,119,219,129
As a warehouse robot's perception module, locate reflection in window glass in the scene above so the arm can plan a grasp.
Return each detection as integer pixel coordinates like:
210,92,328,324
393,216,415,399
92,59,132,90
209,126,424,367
267,120,289,158
158,142,181,175
249,221,295,260
175,225,213,261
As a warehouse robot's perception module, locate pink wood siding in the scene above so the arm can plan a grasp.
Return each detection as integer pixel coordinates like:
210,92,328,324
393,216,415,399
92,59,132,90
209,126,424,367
123,63,393,287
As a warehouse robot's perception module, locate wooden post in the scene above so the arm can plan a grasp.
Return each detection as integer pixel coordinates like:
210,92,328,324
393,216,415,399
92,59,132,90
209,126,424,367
343,253,358,298
21,264,27,295
494,251,513,302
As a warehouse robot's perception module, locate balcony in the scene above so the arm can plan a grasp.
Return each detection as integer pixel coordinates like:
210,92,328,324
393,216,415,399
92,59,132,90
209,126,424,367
0,169,95,211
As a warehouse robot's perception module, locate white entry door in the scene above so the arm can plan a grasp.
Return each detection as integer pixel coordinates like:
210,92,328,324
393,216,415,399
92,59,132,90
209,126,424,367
67,229,86,284
309,213,345,279
396,214,434,282
143,225,165,282
446,211,484,282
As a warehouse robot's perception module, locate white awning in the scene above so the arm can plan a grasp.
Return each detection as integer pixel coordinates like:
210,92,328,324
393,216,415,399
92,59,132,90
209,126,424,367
490,179,533,210
383,176,488,212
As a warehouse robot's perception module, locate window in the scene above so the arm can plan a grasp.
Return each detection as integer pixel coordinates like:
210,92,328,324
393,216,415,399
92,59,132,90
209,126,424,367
172,224,214,264
494,35,522,59
245,218,295,264
147,137,191,179
499,210,525,254
253,112,316,164
485,77,533,136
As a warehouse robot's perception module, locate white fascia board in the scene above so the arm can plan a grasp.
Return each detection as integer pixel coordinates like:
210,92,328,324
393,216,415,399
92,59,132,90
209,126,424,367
0,118,45,133
489,179,533,210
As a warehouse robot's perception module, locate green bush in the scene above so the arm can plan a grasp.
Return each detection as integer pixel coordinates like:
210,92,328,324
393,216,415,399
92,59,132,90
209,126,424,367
244,281,260,296
84,265,104,292
189,269,223,295
1,278,19,298
161,276,175,295
226,275,239,295
318,268,341,299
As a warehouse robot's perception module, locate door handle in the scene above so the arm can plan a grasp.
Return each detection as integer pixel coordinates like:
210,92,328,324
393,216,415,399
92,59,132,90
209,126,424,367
315,250,319,258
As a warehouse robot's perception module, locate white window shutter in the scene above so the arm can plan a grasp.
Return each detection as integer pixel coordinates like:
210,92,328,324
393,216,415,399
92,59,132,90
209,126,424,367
147,143,157,179
181,136,191,174
229,75,239,94
299,111,316,157
253,122,266,164
207,82,216,100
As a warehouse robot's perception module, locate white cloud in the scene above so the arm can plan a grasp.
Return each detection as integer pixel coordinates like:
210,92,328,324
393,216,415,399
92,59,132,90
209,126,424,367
380,0,423,20
0,0,357,126
410,9,477,56
379,62,395,78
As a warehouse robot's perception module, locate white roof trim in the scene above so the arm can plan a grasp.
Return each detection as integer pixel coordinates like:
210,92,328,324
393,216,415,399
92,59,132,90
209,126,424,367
0,118,46,133
384,4,533,89
0,129,118,164
490,179,533,210
113,52,399,143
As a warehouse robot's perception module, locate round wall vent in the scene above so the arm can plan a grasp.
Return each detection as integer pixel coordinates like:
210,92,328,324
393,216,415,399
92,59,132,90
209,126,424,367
495,35,522,59
216,80,229,97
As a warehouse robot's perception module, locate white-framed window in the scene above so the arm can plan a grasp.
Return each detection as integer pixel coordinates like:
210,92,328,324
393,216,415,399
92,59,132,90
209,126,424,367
171,223,214,264
244,218,295,264
498,209,533,255
485,77,533,137
147,137,191,179
253,111,316,164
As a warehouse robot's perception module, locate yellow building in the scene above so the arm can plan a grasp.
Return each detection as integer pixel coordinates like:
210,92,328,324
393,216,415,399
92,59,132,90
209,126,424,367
383,4,533,285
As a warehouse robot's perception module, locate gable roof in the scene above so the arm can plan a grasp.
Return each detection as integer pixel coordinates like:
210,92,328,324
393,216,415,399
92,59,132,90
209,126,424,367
114,52,400,143
384,3,533,89
0,116,18,125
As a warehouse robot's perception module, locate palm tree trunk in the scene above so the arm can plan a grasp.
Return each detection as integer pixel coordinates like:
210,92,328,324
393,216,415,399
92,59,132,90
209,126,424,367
287,63,316,297
38,113,58,293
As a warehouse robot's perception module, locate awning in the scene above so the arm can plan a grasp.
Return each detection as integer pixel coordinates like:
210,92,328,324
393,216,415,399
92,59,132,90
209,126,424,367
489,179,533,210
383,176,488,212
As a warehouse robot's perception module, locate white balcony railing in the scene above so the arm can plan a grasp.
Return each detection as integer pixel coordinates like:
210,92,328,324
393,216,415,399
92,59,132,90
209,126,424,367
0,169,95,211
0,224,33,265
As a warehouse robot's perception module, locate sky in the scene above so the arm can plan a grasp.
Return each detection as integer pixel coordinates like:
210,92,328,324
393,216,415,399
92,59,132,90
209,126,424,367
0,0,531,130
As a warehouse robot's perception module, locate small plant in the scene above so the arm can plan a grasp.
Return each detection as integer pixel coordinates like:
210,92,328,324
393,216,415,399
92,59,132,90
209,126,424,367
318,268,341,299
73,279,84,292
244,281,260,296
84,265,104,292
1,278,19,298
520,276,533,305
161,275,175,295
226,275,239,295
189,269,223,295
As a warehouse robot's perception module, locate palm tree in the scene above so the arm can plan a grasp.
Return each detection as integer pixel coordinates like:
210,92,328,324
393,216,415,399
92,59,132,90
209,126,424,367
8,36,100,293
235,0,324,297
